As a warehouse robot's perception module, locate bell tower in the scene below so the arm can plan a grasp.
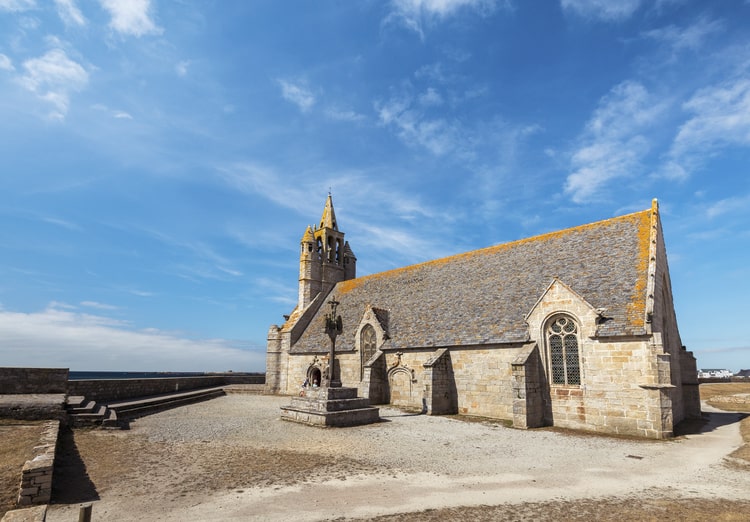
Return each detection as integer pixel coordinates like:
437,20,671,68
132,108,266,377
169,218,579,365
297,194,356,310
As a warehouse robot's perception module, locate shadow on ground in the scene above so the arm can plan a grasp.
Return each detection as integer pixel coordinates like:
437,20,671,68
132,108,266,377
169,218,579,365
675,410,747,437
51,426,99,505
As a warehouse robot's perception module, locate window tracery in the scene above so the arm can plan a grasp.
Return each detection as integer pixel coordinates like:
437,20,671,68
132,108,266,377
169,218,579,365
546,315,581,385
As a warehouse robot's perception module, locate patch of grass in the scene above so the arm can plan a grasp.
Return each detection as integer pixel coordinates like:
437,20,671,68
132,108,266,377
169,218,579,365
728,416,750,468
700,383,750,468
701,383,750,412
0,423,46,517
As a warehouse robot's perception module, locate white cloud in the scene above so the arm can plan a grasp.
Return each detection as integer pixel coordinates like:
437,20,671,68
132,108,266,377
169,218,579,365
418,87,443,106
18,48,88,120
80,300,119,311
99,0,162,37
0,0,35,12
0,304,261,371
0,53,14,71
175,60,189,77
705,194,750,219
386,0,505,38
376,87,468,156
42,216,80,230
665,78,750,177
218,163,314,214
92,103,133,120
324,106,366,122
642,17,723,54
277,79,315,112
565,81,668,203
561,0,641,22
54,0,86,27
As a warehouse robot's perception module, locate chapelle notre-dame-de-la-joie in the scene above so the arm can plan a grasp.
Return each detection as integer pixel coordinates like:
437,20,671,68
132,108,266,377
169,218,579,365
265,195,701,439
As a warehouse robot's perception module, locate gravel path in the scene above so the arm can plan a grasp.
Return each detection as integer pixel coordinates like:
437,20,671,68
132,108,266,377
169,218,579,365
45,394,750,521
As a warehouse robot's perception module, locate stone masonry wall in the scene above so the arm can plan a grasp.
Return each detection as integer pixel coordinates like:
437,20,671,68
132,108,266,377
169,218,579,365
450,347,519,420
17,421,59,506
68,376,228,402
511,344,546,429
0,368,69,394
284,346,522,420
422,349,457,415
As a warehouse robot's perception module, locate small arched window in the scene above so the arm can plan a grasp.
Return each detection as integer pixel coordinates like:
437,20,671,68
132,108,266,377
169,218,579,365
546,315,581,385
360,324,377,380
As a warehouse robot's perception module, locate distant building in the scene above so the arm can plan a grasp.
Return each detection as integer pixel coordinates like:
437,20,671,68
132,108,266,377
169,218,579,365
266,196,701,439
698,369,734,379
735,369,750,378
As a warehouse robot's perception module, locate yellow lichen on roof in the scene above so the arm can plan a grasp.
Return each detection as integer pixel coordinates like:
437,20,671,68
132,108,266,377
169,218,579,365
625,207,655,328
337,208,653,295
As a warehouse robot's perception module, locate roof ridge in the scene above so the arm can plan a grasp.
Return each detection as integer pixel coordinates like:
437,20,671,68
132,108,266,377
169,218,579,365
337,207,652,293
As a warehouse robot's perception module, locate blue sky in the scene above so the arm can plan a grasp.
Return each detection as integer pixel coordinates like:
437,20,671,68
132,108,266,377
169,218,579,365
0,0,748,372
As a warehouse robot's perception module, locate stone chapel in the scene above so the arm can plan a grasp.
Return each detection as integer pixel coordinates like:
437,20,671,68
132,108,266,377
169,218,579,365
265,195,701,438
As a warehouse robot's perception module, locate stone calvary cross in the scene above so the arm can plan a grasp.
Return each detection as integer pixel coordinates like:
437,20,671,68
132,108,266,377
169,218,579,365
324,297,343,388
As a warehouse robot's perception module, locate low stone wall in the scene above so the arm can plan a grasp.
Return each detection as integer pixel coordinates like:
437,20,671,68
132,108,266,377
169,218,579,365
17,421,59,507
68,374,265,402
222,374,265,385
0,368,68,394
68,376,228,402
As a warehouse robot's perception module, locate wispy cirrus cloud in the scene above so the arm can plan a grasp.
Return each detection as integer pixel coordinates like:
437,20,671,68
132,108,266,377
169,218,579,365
0,54,14,71
642,16,723,54
277,79,315,112
385,0,507,39
91,103,133,120
704,193,750,219
41,216,81,231
663,77,750,179
375,89,461,156
324,106,366,122
99,0,162,37
0,0,35,12
18,48,88,120
561,0,642,22
54,0,85,27
218,162,455,266
0,303,260,371
80,300,119,311
175,60,190,77
565,80,668,203
137,227,243,282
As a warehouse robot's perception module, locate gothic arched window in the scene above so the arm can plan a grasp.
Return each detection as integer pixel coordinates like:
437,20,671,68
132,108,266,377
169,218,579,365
360,324,377,380
546,315,581,385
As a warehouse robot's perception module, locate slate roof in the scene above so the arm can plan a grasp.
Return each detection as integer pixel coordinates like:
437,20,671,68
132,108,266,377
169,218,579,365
290,207,654,354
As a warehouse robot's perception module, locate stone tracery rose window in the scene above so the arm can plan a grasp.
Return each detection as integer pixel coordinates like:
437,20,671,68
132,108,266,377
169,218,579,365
546,315,581,385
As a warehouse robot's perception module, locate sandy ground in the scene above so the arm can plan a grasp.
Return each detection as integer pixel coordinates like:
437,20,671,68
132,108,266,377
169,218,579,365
0,421,46,515
42,393,750,522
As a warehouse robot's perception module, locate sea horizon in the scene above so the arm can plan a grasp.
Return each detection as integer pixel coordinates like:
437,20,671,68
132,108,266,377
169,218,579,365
68,370,261,380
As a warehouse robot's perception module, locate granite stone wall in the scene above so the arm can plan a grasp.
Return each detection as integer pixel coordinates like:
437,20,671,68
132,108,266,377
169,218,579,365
17,421,59,506
67,374,263,402
0,368,69,394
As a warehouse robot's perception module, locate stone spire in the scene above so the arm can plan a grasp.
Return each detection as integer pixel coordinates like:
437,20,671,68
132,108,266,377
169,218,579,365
319,193,338,231
301,225,315,243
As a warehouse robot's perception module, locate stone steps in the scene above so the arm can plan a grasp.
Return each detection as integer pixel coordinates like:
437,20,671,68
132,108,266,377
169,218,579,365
281,386,380,427
107,387,225,418
65,386,226,428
